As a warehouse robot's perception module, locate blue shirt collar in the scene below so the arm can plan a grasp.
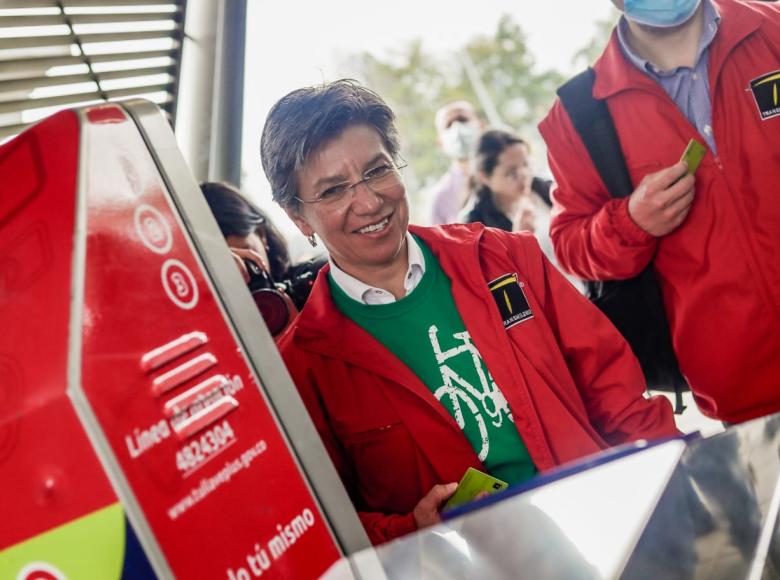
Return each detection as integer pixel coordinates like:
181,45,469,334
616,0,721,77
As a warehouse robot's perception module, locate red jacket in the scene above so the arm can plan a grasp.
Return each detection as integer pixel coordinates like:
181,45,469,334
539,0,780,423
279,224,677,544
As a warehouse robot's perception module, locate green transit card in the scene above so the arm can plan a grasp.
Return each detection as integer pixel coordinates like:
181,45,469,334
680,138,707,175
443,467,509,511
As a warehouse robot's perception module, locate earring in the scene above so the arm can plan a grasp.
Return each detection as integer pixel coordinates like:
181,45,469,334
307,233,317,248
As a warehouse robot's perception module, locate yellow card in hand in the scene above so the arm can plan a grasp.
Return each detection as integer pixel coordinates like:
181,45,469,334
680,138,707,175
443,467,509,511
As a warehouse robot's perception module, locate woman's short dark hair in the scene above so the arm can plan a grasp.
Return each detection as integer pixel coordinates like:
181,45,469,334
260,79,400,209
474,128,528,199
200,181,290,280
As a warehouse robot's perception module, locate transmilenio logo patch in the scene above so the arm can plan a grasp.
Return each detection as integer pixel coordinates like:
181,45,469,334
749,69,780,121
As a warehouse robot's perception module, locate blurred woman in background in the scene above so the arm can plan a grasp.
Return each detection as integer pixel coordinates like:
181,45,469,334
461,129,583,292
461,128,536,233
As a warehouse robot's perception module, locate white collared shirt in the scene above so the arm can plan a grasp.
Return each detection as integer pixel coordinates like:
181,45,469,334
328,232,425,305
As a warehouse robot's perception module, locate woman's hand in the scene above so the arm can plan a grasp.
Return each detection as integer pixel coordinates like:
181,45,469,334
229,245,299,336
412,482,458,529
229,247,269,283
513,196,536,233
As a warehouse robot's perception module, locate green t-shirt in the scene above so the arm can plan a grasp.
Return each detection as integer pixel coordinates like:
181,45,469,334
329,237,536,485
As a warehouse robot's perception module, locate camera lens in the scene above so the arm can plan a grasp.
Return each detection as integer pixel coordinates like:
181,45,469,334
251,289,290,336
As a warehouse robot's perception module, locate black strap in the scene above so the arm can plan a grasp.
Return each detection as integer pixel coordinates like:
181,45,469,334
556,68,687,415
556,68,634,199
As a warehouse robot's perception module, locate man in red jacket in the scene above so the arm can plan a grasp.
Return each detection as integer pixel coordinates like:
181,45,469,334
540,0,780,424
261,79,678,545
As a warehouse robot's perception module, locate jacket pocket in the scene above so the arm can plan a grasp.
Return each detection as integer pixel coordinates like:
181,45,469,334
341,422,422,514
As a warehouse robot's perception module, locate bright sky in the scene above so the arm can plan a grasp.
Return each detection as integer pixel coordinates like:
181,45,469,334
241,1,618,239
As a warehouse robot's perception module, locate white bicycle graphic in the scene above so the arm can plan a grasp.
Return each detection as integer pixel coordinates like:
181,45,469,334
429,325,513,461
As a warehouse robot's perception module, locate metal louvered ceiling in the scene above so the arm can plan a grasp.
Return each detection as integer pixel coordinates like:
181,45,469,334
0,0,185,139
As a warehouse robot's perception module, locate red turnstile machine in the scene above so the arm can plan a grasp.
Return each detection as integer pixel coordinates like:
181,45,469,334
0,101,370,579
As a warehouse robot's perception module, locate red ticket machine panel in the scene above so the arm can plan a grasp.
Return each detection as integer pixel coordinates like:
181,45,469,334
69,105,341,578
0,112,153,579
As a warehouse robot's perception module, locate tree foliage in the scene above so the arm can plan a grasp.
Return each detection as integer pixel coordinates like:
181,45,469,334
342,15,564,207
572,10,620,68
339,12,623,221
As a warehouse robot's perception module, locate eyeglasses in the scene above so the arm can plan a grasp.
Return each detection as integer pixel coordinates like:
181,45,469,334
294,160,407,210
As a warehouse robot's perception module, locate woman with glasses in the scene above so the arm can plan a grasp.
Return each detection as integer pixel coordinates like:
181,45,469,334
262,79,678,545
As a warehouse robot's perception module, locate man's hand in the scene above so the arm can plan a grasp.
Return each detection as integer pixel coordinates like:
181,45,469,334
412,483,458,529
627,161,696,237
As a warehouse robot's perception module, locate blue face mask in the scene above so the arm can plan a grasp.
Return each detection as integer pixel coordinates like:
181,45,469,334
624,0,702,28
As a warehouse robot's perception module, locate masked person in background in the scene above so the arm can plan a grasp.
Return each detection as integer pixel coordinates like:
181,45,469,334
429,101,483,225
539,0,780,423
261,79,678,545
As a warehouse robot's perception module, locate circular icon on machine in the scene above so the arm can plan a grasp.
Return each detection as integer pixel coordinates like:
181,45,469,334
161,259,199,310
17,562,66,580
134,204,172,255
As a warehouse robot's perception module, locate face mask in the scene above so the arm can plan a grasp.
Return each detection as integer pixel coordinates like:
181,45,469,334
441,121,479,160
624,0,701,28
